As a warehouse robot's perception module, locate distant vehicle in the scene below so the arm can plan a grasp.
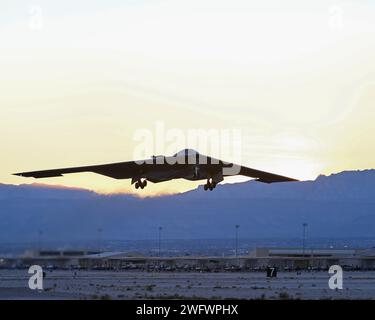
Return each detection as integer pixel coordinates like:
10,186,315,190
14,149,298,191
165,266,176,271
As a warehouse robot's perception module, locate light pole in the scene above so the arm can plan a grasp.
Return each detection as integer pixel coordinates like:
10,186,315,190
97,228,103,252
38,230,43,251
158,226,162,257
302,223,308,256
235,225,240,258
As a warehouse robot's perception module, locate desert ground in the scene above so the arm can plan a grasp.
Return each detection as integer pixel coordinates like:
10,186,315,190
1,269,375,300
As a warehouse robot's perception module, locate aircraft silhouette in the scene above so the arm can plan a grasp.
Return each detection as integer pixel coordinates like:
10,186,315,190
14,149,298,191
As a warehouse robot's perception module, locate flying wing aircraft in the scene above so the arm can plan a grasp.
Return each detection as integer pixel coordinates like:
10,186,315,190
14,149,298,191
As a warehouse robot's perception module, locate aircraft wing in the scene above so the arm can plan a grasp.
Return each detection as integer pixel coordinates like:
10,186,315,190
13,161,145,180
238,164,298,183
14,155,298,184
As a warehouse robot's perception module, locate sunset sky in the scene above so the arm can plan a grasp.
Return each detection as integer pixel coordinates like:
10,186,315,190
1,0,374,196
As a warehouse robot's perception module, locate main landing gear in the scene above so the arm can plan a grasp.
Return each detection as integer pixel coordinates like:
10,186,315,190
135,179,147,189
203,178,217,191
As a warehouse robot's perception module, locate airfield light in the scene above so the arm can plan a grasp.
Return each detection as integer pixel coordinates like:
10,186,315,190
158,226,162,257
97,228,103,252
235,225,240,258
38,230,43,251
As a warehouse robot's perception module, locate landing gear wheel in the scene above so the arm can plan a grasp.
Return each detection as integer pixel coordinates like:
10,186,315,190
203,178,217,191
135,179,147,189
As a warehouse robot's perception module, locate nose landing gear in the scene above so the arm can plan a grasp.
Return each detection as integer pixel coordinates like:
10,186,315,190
135,179,147,189
203,178,217,191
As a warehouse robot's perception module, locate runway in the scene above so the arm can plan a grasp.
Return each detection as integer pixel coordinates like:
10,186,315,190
1,270,375,300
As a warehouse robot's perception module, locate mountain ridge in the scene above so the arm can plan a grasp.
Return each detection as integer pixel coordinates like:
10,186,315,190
1,169,375,241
